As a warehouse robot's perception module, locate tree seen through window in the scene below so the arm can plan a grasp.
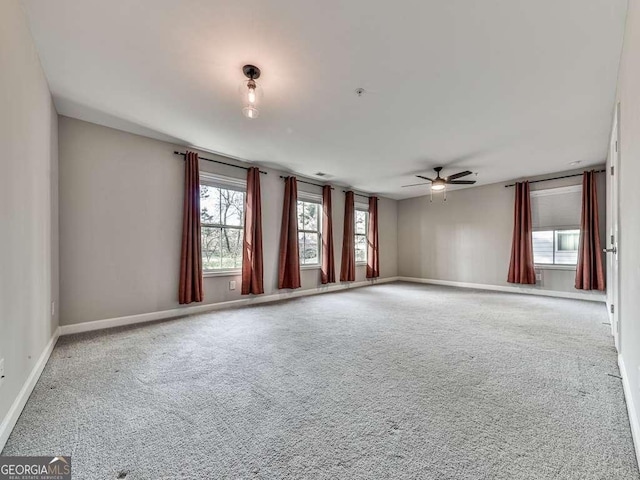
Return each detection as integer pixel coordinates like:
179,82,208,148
297,200,320,265
200,184,245,271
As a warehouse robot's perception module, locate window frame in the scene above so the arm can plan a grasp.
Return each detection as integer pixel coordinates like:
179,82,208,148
354,203,369,266
199,172,247,277
297,192,323,270
532,228,580,270
530,185,582,271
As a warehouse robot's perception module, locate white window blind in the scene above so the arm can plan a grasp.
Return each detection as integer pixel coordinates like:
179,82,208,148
530,185,582,229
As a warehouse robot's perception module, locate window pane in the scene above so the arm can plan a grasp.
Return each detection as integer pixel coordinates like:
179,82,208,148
200,181,246,271
200,185,221,224
355,210,367,234
532,230,554,264
297,201,305,230
220,227,243,269
304,203,318,231
220,189,244,226
202,226,222,270
355,234,367,262
298,232,305,263
557,230,580,251
302,233,319,265
555,229,579,265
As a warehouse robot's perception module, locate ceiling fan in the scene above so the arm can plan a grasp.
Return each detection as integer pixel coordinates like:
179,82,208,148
403,167,476,191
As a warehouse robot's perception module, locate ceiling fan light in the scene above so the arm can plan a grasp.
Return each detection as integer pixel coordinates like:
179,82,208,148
431,180,446,191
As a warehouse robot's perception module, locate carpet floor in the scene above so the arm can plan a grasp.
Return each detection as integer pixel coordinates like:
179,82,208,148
2,283,638,479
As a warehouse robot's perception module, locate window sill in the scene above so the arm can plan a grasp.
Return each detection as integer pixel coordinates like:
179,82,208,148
534,264,577,271
356,262,367,266
203,269,242,278
301,264,321,270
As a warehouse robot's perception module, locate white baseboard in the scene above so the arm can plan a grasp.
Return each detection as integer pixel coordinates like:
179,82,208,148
60,277,400,336
397,277,606,302
619,354,640,471
0,327,60,453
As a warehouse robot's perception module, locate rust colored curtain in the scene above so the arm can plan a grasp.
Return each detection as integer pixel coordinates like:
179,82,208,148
178,151,204,304
366,196,380,278
575,170,605,290
278,177,301,289
241,167,264,295
340,191,356,282
321,185,336,284
507,181,536,284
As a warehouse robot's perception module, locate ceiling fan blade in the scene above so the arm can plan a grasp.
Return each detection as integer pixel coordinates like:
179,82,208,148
446,170,473,180
402,182,430,187
447,180,476,185
416,175,435,181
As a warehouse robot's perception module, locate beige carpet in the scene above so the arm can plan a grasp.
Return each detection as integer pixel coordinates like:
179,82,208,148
3,283,638,479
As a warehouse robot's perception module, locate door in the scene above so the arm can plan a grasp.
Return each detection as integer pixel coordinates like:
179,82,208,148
607,103,621,352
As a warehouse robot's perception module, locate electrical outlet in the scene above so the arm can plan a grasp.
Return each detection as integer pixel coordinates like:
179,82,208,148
51,301,55,317
0,359,5,388
229,280,236,291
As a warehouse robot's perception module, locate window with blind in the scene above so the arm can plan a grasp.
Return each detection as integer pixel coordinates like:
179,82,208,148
530,185,581,266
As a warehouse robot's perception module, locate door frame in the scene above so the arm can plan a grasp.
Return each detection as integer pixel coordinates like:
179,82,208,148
607,102,621,352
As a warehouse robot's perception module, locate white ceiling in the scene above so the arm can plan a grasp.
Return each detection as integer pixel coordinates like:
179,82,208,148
22,0,627,199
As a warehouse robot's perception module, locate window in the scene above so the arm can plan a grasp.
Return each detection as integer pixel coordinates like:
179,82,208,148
530,185,581,267
532,229,580,265
200,175,245,273
355,208,368,264
297,198,321,266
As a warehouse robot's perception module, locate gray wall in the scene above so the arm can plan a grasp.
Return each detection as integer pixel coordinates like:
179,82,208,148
398,169,605,297
0,0,59,435
58,117,398,325
615,0,640,456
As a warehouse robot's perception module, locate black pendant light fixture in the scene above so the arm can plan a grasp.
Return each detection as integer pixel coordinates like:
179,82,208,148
241,64,262,119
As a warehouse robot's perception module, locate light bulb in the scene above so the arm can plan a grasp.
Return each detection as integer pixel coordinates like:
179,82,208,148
248,86,256,104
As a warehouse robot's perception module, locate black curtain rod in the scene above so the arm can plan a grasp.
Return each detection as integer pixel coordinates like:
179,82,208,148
504,169,606,188
174,151,267,175
279,175,334,190
342,190,377,200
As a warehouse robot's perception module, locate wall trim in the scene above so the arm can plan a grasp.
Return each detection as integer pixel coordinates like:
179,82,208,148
619,354,640,471
397,277,606,302
0,327,60,453
60,277,400,336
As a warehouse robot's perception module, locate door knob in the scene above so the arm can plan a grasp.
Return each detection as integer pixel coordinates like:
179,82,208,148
603,246,617,254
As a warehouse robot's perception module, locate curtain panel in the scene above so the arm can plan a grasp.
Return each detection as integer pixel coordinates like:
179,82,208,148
321,185,336,284
366,196,380,278
178,151,204,304
507,181,536,284
575,170,605,290
340,191,356,282
241,167,264,295
278,177,301,289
